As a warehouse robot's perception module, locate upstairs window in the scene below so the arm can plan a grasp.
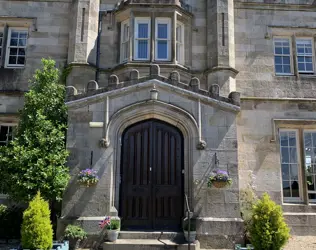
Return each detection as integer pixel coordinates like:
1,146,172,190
274,38,292,75
296,39,314,73
5,28,28,68
155,18,171,61
120,20,130,62
134,18,150,61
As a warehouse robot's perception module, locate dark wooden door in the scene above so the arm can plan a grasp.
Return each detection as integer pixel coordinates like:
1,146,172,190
120,119,184,230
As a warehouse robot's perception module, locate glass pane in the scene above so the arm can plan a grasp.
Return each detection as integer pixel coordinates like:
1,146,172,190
18,39,26,46
307,175,315,190
297,47,304,54
283,181,291,197
306,57,312,63
9,56,16,64
17,57,25,65
158,24,168,39
281,147,289,163
11,31,18,38
157,40,168,59
283,47,290,55
18,48,25,56
283,65,291,73
138,23,148,38
305,47,312,54
290,164,299,180
10,38,18,46
291,180,300,197
298,56,304,62
289,132,296,146
282,164,289,180
305,133,312,146
275,47,282,54
19,32,27,39
309,193,316,200
306,63,313,71
275,65,282,73
298,63,305,71
275,56,282,64
10,48,17,55
280,132,288,146
283,56,290,65
289,148,297,163
176,44,180,62
137,40,148,59
176,25,182,42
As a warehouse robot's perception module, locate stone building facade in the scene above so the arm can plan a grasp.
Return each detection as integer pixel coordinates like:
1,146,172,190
1,0,316,249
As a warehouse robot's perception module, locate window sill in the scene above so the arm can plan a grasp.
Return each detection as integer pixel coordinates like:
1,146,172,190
114,61,189,71
4,66,25,69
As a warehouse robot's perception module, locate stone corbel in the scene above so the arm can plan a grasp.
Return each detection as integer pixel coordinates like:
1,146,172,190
197,99,207,150
99,96,110,148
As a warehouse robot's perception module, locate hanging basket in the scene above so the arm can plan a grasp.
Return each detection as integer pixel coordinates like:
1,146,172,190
211,181,229,188
78,180,98,187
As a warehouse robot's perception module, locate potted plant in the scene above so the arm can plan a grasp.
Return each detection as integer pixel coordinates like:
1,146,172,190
99,216,121,242
207,170,232,188
64,225,87,250
183,219,196,243
77,168,99,187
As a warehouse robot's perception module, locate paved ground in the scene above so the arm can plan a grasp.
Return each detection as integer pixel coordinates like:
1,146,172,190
284,236,316,250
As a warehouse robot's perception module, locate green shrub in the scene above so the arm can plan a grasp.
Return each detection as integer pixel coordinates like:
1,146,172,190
64,225,87,240
106,219,120,230
21,192,53,250
249,193,290,250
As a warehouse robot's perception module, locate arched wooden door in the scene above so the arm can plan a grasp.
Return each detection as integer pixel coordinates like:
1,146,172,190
119,119,184,230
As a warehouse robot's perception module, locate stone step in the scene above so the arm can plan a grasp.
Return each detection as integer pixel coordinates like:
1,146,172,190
119,231,185,241
104,239,200,250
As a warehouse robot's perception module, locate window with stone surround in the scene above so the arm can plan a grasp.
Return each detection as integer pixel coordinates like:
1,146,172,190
279,128,316,204
119,17,185,64
296,38,314,74
274,38,292,75
5,28,28,68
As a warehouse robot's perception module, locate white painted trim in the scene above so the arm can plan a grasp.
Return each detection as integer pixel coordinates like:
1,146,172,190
295,37,314,74
89,122,104,128
176,21,184,64
134,17,151,61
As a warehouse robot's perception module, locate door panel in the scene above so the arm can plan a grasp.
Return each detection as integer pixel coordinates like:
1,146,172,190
120,119,183,230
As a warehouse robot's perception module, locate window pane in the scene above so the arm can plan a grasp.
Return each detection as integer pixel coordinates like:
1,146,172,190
10,39,18,46
291,181,300,197
11,32,18,38
275,47,282,54
138,23,148,38
138,40,148,59
280,133,288,146
18,39,26,46
0,126,8,142
306,63,313,71
283,181,291,197
19,32,27,39
298,63,305,71
283,65,291,73
281,147,289,163
176,25,182,42
275,56,282,64
283,47,290,55
9,56,16,64
282,164,290,180
275,65,282,73
157,40,168,59
18,48,25,56
290,164,299,180
17,57,25,65
10,48,17,55
158,24,168,39
283,56,290,65
304,131,316,201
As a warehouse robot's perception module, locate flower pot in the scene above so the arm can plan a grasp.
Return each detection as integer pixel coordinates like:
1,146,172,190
183,230,196,243
212,181,229,188
78,181,98,187
107,230,120,242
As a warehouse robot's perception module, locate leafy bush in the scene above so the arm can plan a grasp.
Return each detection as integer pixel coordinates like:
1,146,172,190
64,225,87,240
21,192,53,250
0,205,24,240
106,219,120,230
249,193,290,250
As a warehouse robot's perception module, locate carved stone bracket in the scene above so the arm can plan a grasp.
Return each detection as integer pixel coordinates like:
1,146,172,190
99,138,110,148
197,140,207,150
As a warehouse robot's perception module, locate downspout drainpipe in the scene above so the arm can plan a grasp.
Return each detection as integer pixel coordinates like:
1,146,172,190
95,9,113,82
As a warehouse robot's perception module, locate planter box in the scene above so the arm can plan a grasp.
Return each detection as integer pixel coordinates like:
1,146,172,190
235,244,254,250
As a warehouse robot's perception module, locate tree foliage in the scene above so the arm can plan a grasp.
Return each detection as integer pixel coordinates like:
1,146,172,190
21,192,53,250
249,193,290,250
0,58,70,202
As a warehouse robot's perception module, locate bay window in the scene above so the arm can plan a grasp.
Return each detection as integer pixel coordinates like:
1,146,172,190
120,17,185,64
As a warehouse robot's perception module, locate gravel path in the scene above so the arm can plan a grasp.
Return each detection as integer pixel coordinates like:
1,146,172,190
284,236,316,250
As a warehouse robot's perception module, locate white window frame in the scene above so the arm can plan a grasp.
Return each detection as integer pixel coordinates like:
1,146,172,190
155,18,171,61
176,21,184,64
120,19,130,63
5,27,28,68
273,37,293,76
296,38,315,74
279,129,303,203
0,28,4,63
134,17,151,61
0,123,16,146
